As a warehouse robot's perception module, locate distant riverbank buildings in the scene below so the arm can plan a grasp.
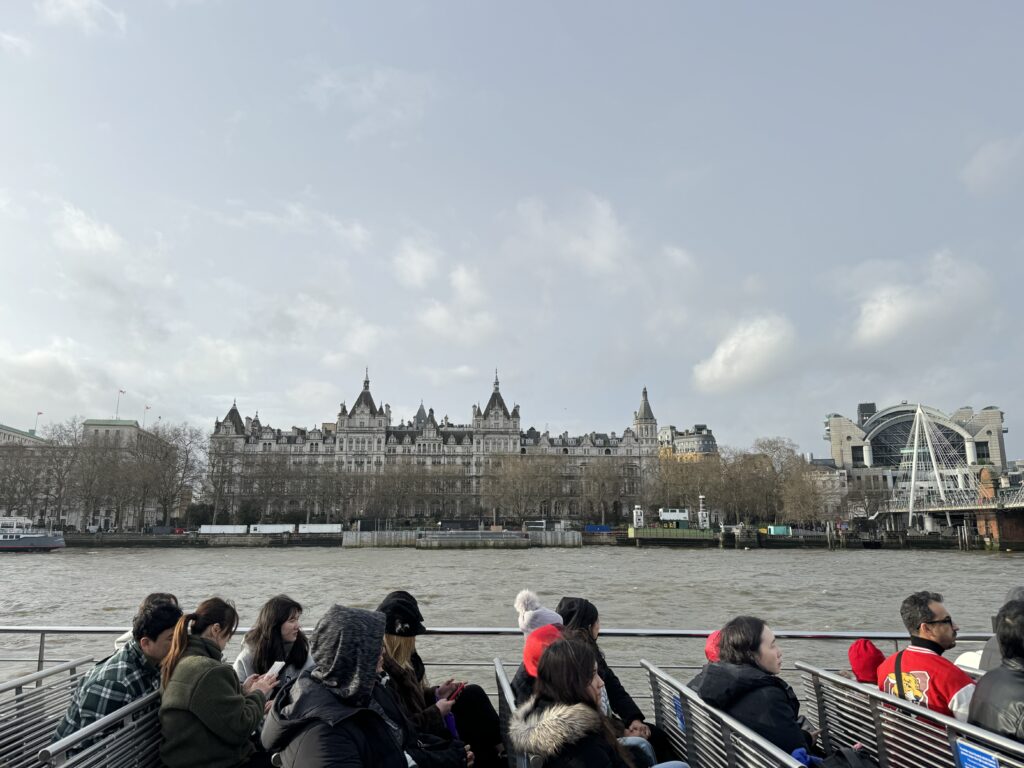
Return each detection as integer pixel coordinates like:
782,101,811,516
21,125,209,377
820,401,1009,516
209,374,714,524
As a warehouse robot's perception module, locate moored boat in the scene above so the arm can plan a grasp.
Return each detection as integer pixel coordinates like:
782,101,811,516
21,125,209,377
0,516,65,552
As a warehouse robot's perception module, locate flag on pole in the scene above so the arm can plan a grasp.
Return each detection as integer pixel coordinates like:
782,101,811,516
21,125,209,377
119,389,126,394
37,411,43,416
145,405,151,410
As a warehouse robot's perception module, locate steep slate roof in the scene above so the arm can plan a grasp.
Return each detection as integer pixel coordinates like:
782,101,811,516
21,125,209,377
223,402,245,434
482,372,510,419
352,372,379,415
636,387,655,420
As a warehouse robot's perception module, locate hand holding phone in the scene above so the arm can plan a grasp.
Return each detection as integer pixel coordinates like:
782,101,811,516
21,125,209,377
447,682,466,701
267,660,286,677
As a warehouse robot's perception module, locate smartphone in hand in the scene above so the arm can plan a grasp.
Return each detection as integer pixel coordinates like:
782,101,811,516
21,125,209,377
447,682,465,701
267,660,286,677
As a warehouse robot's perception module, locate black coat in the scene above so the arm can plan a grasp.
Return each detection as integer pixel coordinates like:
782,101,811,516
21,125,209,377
969,657,1024,742
510,663,535,708
262,675,468,768
690,662,811,755
508,698,631,768
597,652,644,726
261,677,408,768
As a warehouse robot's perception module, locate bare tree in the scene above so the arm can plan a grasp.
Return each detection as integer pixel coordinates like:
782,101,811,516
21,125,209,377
41,417,85,526
150,423,208,527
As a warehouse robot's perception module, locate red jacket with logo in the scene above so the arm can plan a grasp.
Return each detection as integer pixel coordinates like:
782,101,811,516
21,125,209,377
877,644,975,721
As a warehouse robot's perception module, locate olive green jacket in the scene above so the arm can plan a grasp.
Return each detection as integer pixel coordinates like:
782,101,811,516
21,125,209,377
159,635,266,768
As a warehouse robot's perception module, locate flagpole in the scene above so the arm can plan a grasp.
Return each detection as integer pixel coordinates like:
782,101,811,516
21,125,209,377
115,389,125,420
143,405,151,429
34,411,43,433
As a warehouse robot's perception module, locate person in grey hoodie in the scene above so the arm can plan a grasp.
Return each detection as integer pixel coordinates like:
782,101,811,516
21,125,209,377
261,604,470,768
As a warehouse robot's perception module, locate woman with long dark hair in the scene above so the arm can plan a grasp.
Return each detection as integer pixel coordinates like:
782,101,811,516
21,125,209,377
689,615,815,755
234,594,313,693
556,596,666,764
509,638,687,768
159,597,277,768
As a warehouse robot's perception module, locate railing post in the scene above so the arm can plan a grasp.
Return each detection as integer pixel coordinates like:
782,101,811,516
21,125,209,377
868,694,890,768
37,631,46,673
720,720,738,767
810,672,833,754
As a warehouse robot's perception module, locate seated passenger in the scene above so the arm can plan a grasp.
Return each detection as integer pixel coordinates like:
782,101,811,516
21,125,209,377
234,594,314,694
847,638,885,685
515,589,563,635
689,615,814,756
511,623,563,706
159,598,277,768
262,604,471,768
557,596,667,762
114,592,178,650
53,597,182,744
876,590,975,721
509,637,687,768
980,586,1024,671
377,590,503,767
969,599,1024,742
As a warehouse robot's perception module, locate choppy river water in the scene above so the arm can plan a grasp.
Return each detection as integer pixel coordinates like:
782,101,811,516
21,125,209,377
1,547,1019,691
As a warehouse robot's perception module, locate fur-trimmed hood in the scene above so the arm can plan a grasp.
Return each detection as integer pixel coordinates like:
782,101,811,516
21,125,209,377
508,697,603,757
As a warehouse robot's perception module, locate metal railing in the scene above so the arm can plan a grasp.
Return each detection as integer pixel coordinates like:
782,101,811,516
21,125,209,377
798,661,1024,768
38,691,160,767
0,656,93,768
493,658,539,768
642,659,805,767
0,624,995,672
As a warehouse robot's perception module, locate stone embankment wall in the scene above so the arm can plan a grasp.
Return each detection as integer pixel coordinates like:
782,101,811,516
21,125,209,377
63,530,583,549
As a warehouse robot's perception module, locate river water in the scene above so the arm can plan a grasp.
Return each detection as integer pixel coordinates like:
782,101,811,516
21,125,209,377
1,547,1019,692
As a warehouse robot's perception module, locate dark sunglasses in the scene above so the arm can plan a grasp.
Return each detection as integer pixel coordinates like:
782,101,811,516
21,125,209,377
923,616,954,626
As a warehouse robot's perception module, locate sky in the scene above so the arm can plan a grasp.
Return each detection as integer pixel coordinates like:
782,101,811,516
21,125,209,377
1,1,1022,458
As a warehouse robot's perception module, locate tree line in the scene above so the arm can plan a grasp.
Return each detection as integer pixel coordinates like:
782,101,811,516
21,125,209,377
0,423,868,530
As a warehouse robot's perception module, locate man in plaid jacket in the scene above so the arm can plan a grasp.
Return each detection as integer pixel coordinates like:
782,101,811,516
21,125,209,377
53,598,182,743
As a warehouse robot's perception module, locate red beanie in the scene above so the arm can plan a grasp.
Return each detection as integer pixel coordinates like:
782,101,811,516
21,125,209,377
848,638,885,683
705,630,722,662
523,624,563,676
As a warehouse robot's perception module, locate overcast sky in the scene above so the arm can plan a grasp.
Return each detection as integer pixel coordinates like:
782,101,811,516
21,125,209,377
2,1,1022,458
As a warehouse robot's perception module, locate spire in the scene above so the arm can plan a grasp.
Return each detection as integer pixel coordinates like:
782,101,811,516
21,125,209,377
363,368,370,391
494,369,500,392
636,387,655,421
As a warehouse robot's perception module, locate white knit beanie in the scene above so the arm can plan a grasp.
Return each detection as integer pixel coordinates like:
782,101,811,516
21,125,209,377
514,589,562,635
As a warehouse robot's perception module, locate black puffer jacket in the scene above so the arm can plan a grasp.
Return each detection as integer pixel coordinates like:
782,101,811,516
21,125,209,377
690,662,811,755
508,698,631,768
261,676,408,768
510,663,535,708
969,657,1024,742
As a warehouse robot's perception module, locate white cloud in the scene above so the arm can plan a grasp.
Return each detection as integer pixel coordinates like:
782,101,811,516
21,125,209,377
961,133,1024,195
417,364,478,387
36,0,126,35
223,201,369,251
664,245,696,270
0,189,28,219
52,203,124,252
852,251,985,347
302,66,434,141
392,237,440,288
1,32,33,57
344,320,388,357
693,314,796,393
418,301,496,345
512,193,629,275
0,338,112,419
450,264,483,305
173,336,247,385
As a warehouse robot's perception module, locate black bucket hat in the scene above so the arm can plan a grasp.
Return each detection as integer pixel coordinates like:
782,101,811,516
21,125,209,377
377,590,427,636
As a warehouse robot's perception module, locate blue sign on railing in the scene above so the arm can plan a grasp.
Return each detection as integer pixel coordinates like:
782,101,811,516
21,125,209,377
956,739,1000,768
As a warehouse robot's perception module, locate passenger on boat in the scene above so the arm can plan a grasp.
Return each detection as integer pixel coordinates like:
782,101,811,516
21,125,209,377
511,623,563,706
261,604,472,768
689,615,817,756
969,599,1024,742
876,590,975,721
704,629,722,662
233,594,314,694
508,637,687,768
847,638,885,685
53,598,182,745
979,586,1024,671
515,589,563,635
556,596,669,763
113,592,179,650
377,589,503,767
159,598,277,768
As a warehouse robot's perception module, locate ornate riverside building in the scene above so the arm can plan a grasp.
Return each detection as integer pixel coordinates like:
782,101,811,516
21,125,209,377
209,373,664,523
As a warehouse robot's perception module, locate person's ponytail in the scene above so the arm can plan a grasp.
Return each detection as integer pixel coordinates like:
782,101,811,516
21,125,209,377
161,613,195,688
